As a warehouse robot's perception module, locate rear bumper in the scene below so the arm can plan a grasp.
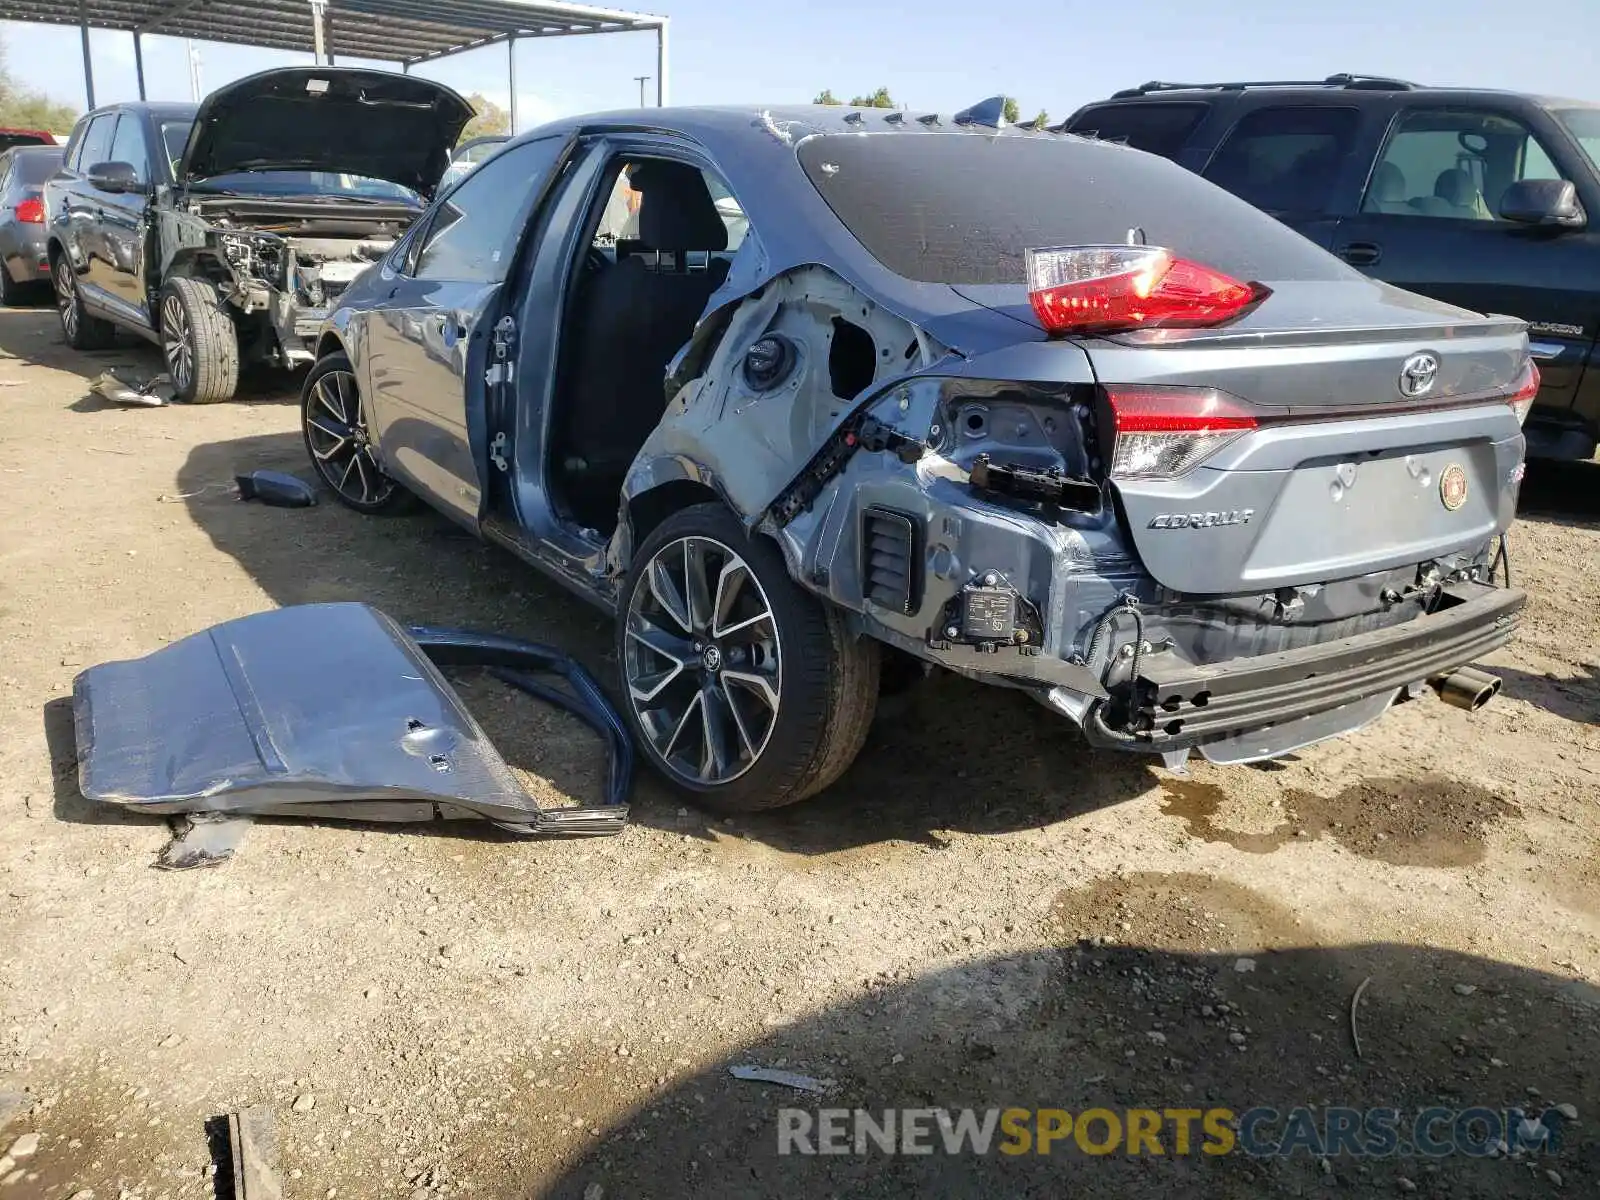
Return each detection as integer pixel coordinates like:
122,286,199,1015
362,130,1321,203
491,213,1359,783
1100,582,1524,752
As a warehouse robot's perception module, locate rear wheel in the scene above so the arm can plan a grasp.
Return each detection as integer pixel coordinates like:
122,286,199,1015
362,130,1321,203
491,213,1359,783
160,276,239,403
1,263,30,307
301,351,410,514
617,502,879,812
53,254,115,349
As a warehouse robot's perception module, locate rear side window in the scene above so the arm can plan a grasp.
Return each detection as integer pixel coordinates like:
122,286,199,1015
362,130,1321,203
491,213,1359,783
413,136,566,283
1202,106,1360,215
1064,102,1209,159
797,132,1349,285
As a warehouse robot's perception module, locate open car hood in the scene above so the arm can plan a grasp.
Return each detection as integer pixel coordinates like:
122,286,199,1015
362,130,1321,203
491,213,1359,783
179,67,474,196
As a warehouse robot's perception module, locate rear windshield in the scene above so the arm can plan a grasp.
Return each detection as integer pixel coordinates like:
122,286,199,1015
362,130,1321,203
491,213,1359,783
1063,102,1209,158
798,133,1350,285
14,151,62,184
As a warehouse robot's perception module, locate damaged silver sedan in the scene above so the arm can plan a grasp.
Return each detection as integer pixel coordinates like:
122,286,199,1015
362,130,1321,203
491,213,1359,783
301,101,1530,812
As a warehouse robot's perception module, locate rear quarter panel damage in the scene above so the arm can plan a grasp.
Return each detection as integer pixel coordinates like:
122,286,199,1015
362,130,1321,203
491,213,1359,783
613,264,942,553
612,262,1114,699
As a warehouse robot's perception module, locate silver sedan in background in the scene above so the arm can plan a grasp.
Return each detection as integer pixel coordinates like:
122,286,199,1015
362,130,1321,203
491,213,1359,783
0,145,63,305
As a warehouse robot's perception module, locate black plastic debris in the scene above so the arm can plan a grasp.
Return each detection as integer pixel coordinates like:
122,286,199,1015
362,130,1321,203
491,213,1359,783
235,470,317,508
71,603,631,868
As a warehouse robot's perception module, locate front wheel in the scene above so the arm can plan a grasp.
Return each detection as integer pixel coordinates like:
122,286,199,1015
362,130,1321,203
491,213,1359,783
160,276,239,403
301,351,410,514
617,503,879,812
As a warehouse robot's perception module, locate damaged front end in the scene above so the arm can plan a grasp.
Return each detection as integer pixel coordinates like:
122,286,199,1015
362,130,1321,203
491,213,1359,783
190,219,404,366
72,603,631,867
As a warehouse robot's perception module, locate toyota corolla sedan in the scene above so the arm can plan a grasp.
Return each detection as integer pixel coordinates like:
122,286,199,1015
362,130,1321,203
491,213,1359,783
300,101,1530,812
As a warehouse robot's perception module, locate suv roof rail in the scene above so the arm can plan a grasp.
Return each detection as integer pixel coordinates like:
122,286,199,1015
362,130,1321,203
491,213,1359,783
1108,73,1419,98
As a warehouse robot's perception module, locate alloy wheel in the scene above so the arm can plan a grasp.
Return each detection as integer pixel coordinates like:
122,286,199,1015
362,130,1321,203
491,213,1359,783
304,369,396,507
623,536,782,786
161,294,193,394
55,259,77,339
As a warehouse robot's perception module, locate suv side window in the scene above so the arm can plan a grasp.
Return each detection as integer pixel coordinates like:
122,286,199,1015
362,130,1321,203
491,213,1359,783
1362,108,1569,221
1064,102,1210,159
108,113,150,184
74,113,115,174
412,136,566,283
1202,105,1360,214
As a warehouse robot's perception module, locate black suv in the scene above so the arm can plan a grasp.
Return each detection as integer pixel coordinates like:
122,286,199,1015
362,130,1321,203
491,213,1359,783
44,68,469,402
1063,75,1600,460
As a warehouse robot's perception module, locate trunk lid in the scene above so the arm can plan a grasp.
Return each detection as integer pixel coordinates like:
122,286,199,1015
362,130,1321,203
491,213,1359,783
956,277,1529,596
178,67,473,197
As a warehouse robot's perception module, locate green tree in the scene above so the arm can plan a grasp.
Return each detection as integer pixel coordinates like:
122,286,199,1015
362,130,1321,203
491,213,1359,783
813,89,842,106
847,87,895,109
0,37,78,133
459,93,511,143
1002,97,1020,124
1033,109,1050,128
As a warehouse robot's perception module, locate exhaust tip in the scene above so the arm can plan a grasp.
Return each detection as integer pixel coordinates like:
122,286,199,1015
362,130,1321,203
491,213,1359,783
1432,668,1502,712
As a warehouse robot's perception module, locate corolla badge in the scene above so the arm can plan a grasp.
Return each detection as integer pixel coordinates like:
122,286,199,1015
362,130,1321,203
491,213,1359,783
1439,464,1469,511
1148,510,1255,530
1399,352,1440,398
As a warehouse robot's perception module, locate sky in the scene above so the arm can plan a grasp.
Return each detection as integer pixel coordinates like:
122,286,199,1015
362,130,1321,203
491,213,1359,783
2,0,1594,135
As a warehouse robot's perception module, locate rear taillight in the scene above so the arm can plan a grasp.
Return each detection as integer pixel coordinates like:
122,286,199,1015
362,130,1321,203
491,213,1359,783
14,197,43,224
1025,245,1267,337
1105,386,1258,480
1508,358,1539,426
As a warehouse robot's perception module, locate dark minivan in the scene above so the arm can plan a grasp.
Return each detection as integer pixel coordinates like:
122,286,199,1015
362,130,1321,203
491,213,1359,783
1064,75,1600,460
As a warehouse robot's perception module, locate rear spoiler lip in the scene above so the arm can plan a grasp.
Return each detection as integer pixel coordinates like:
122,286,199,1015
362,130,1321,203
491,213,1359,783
1096,310,1528,350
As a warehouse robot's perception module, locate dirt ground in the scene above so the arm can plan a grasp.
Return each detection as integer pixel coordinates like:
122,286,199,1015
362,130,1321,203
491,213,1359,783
0,302,1597,1199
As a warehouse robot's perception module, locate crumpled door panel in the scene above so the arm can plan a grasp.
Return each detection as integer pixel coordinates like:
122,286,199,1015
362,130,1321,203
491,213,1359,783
72,602,626,839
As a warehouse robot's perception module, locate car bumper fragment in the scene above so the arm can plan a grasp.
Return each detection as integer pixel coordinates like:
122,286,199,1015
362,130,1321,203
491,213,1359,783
1120,582,1525,749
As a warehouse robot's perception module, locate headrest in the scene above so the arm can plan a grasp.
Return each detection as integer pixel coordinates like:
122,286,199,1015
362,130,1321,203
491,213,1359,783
1370,160,1406,202
630,161,729,252
1434,168,1478,207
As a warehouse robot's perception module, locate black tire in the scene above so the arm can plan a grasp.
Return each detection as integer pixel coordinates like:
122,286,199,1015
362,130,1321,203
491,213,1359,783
301,351,412,514
52,253,115,349
617,502,879,813
160,276,239,403
1,263,28,307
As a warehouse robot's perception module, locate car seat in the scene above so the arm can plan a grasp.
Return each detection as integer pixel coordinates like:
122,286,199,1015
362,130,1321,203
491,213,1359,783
1362,161,1412,214
1410,168,1488,219
557,161,732,528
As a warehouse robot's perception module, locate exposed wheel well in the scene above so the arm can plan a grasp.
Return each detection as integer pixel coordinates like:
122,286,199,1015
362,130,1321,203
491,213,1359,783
315,333,345,362
626,480,722,548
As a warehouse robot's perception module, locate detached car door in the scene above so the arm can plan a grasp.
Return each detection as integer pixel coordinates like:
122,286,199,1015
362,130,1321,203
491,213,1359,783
365,135,570,526
1331,103,1600,439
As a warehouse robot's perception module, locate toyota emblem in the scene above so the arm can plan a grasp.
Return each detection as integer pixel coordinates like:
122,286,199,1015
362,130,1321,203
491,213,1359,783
1399,352,1440,398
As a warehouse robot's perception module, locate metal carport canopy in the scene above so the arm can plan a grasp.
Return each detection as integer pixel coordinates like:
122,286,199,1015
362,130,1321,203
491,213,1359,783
0,0,668,115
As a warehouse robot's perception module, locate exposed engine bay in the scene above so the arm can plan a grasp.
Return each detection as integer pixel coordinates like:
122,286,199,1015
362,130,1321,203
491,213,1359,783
186,202,412,364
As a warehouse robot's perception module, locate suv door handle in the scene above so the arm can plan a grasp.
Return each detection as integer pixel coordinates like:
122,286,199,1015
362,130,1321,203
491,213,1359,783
1339,241,1382,267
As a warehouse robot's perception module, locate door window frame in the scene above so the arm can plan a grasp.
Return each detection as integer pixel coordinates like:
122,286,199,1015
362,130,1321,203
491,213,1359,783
1357,104,1582,225
393,133,574,285
107,112,153,188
